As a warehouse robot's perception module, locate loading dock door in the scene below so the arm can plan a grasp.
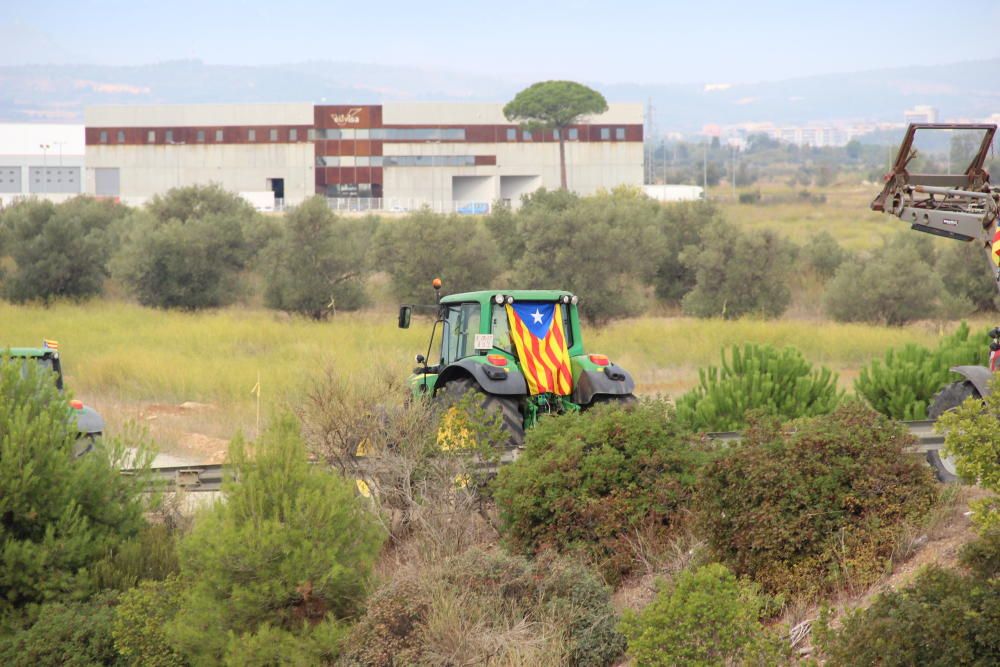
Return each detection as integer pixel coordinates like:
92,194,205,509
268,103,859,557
95,168,120,196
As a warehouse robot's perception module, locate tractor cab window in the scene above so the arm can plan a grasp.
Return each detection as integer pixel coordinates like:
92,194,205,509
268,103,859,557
440,302,481,365
490,302,574,355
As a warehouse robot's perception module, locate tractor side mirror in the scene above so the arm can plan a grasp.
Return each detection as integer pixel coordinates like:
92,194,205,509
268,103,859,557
398,306,412,329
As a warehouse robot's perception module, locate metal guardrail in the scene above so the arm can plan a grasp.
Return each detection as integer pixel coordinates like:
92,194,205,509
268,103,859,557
133,420,948,494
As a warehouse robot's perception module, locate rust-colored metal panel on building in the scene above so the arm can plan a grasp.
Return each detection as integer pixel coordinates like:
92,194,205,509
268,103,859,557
474,155,497,166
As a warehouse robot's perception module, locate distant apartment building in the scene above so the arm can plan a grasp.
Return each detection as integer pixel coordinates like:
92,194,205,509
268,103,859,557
904,105,938,125
0,124,84,207
83,102,644,210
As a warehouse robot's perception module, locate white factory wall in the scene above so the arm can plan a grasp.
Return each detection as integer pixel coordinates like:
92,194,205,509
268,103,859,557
85,103,314,127
85,143,315,205
381,102,643,126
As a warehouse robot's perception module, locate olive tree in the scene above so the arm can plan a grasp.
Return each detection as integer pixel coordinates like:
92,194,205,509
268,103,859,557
504,81,608,190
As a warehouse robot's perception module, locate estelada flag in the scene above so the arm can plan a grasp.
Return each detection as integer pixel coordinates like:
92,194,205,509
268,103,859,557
991,227,1000,267
505,302,573,396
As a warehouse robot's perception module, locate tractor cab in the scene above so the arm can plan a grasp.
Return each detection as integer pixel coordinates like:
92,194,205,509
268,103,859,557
398,282,635,447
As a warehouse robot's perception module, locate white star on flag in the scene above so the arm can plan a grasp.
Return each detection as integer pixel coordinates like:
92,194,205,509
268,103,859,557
531,309,544,324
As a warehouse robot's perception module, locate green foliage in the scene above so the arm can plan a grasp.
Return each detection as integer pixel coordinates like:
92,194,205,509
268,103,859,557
800,229,849,280
223,619,348,667
680,223,795,319
936,241,998,313
344,548,624,667
113,184,261,309
503,80,608,129
0,359,151,620
112,577,186,667
263,196,372,317
372,209,502,302
652,201,722,303
619,563,788,666
855,322,988,419
815,564,1000,666
510,187,668,324
823,236,944,325
675,344,843,432
0,196,129,303
0,592,123,666
164,415,384,664
493,400,711,582
696,402,939,598
92,522,180,592
937,377,1000,530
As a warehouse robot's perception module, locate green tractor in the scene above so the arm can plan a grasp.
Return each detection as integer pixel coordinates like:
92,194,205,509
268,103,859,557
2,340,105,456
398,282,635,449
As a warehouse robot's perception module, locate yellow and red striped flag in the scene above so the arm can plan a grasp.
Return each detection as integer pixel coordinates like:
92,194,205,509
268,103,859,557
991,227,1000,267
505,302,573,396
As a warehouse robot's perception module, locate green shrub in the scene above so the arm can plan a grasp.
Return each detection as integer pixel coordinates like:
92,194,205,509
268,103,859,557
619,563,787,666
343,548,624,667
164,415,384,664
0,359,151,619
937,377,1000,530
0,592,123,666
674,343,843,432
93,522,180,592
696,402,938,598
493,400,711,582
224,619,348,667
680,223,795,319
112,577,185,667
800,229,849,280
856,322,988,420
113,184,262,309
652,200,721,303
815,565,1000,666
0,197,129,303
823,239,944,325
263,196,372,318
937,241,999,313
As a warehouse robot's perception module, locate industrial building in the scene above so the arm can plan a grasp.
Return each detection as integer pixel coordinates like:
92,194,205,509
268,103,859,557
0,124,85,207
84,102,644,210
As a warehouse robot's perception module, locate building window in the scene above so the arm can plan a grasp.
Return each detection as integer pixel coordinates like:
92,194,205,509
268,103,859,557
523,130,532,141
506,128,516,141
215,129,223,142
553,129,559,140
269,128,278,142
307,129,316,141
568,128,579,141
289,128,298,141
165,130,174,143
196,130,205,143
615,127,625,140
147,130,156,143
99,131,108,144
116,130,125,143
600,128,610,140
248,129,256,142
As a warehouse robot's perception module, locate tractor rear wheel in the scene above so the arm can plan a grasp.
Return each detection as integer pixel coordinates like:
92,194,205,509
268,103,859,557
927,381,980,483
440,378,524,449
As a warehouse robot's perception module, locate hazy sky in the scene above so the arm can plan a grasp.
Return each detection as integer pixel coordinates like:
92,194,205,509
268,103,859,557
3,0,998,84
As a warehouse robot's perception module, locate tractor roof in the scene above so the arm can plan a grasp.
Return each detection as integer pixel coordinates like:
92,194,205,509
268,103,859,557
3,347,54,358
439,289,574,305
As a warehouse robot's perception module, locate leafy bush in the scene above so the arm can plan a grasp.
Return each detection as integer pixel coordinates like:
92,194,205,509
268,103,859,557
696,402,938,598
511,187,667,323
800,229,849,280
493,400,711,582
112,577,185,667
0,359,151,619
937,377,1000,529
815,564,1000,666
619,563,787,666
651,200,721,303
855,322,988,420
164,415,384,664
823,238,944,325
372,209,502,302
680,223,795,319
0,592,123,666
936,241,998,313
675,344,843,432
93,522,180,592
0,196,129,303
263,196,372,317
113,184,261,309
343,548,624,667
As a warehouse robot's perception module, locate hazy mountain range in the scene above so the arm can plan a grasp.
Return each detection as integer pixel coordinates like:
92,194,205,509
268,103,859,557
1,58,997,135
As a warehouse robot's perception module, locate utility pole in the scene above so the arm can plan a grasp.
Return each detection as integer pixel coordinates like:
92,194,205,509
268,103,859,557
54,141,66,166
703,141,708,196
